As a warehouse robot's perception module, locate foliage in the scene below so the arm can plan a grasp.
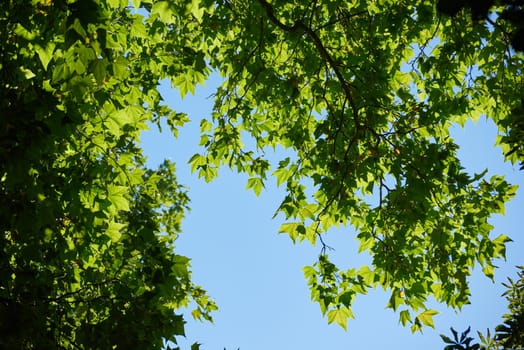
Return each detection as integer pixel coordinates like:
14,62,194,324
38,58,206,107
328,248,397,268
185,0,521,331
436,0,524,170
441,266,524,350
500,99,524,170
2,0,523,347
0,0,215,348
493,265,524,349
441,327,480,350
437,0,524,52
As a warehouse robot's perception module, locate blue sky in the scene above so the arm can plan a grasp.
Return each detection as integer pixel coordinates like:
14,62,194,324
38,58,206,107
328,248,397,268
141,75,524,350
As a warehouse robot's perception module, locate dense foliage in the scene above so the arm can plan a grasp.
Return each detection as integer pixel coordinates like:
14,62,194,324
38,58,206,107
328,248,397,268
186,0,522,331
437,0,524,51
1,0,523,348
0,0,215,348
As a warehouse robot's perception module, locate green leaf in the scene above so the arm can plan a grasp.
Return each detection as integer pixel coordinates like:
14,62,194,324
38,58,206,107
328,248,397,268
358,265,376,285
246,177,264,196
188,153,206,173
273,167,292,187
151,1,175,23
278,222,305,242
35,42,56,70
187,0,204,22
492,233,512,258
71,18,87,38
387,289,405,311
482,264,495,279
357,236,375,253
90,58,109,83
302,265,316,280
52,62,69,83
172,73,196,98
400,310,412,326
338,292,353,307
107,0,127,8
107,185,130,213
106,221,125,242
20,67,36,79
109,106,142,130
14,23,36,40
416,309,439,328
112,57,129,78
200,119,213,133
327,307,354,330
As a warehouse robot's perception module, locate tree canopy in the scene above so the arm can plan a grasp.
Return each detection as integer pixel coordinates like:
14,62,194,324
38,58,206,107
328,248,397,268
1,0,523,348
1,1,215,348
187,0,522,331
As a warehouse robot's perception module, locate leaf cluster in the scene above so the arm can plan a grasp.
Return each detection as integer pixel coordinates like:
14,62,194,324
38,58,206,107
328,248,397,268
2,0,524,345
437,0,524,52
441,327,480,350
185,0,521,331
0,0,215,348
494,266,524,349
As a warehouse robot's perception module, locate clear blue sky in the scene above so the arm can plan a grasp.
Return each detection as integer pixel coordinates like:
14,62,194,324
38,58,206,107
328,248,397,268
141,75,524,350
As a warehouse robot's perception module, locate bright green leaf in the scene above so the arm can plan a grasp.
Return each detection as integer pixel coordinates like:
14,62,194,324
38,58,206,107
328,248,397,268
416,309,439,328
327,307,354,330
35,42,56,70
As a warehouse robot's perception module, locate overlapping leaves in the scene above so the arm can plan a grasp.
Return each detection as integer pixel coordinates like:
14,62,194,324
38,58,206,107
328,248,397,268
2,0,522,345
0,0,215,348
186,0,521,330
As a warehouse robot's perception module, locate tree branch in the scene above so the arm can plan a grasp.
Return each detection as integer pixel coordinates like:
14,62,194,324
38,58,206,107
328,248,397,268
257,0,360,127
